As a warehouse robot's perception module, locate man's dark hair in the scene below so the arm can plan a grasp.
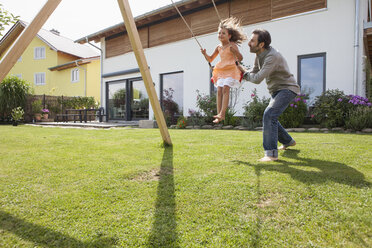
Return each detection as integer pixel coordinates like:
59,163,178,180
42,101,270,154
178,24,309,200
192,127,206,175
252,29,271,49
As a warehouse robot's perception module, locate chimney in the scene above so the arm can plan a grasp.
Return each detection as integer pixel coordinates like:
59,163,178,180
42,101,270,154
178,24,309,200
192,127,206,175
50,29,60,36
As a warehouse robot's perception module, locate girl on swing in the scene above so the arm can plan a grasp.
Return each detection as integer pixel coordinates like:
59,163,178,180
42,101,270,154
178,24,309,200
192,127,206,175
201,17,246,123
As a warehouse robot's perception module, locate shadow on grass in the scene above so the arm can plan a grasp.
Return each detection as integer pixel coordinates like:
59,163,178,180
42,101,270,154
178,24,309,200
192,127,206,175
251,165,263,248
235,149,370,188
148,146,179,247
0,211,117,247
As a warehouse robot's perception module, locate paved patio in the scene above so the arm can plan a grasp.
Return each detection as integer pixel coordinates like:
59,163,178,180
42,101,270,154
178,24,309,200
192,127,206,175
28,121,139,129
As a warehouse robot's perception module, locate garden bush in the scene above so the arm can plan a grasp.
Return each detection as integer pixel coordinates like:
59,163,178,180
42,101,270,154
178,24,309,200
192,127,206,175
0,76,32,121
161,88,180,126
312,89,353,128
195,90,216,123
176,116,187,129
312,90,372,130
224,108,241,126
187,109,206,126
279,94,308,128
345,106,372,131
57,96,98,110
242,89,269,128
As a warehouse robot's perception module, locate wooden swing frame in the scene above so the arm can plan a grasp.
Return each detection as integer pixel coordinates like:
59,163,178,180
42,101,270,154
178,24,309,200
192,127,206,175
0,0,172,145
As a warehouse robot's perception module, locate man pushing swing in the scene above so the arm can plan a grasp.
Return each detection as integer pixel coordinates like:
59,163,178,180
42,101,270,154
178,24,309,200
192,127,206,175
237,29,301,162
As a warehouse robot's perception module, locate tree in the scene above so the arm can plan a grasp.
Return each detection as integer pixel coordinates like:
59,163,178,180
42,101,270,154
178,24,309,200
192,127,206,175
0,4,19,37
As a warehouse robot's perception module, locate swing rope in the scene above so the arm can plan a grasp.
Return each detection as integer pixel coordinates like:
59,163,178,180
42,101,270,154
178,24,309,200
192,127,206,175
170,0,213,69
170,0,244,83
211,0,222,23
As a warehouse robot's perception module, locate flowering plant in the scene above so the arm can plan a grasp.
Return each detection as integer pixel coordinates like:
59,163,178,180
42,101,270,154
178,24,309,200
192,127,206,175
195,90,216,123
42,109,49,113
176,116,187,129
187,109,205,126
279,94,308,128
243,89,270,128
346,95,371,106
11,107,24,121
312,89,352,128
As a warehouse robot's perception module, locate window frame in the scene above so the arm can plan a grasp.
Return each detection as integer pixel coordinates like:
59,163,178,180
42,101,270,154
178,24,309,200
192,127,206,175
297,52,326,103
34,47,46,60
71,68,80,83
34,72,46,86
159,71,184,112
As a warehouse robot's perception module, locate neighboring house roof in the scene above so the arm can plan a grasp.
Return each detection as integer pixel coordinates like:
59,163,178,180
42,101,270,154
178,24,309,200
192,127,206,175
48,56,100,71
76,0,226,44
0,20,99,58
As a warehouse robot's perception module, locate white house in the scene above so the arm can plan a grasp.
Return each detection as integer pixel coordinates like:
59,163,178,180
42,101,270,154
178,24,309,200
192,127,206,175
76,0,371,122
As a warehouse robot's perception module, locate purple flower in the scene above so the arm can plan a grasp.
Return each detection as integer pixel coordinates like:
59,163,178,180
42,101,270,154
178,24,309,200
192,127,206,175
367,103,372,106
337,98,343,102
294,105,297,108
303,99,307,103
290,103,294,107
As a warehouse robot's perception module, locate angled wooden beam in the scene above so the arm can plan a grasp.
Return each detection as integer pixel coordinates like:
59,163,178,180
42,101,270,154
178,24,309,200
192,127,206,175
0,0,62,82
117,0,172,145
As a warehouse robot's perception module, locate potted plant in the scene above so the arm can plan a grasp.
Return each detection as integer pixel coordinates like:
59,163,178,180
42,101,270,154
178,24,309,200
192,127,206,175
42,108,49,119
31,99,42,121
11,107,24,126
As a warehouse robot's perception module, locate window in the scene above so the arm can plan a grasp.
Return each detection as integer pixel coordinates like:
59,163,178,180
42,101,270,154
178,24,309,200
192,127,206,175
34,73,46,85
71,68,79,83
160,71,184,121
298,53,326,105
34,47,46,59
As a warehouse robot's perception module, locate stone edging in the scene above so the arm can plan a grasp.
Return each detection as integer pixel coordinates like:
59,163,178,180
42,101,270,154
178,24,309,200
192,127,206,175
169,125,372,134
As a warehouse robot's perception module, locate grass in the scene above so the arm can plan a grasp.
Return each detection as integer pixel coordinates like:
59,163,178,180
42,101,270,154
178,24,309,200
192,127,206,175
0,125,371,247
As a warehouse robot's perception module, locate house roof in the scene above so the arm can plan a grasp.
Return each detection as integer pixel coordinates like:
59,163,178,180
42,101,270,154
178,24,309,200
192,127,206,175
75,0,227,44
48,56,100,71
0,20,99,58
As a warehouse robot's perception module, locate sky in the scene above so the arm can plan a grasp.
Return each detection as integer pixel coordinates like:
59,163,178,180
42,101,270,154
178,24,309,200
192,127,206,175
1,0,181,42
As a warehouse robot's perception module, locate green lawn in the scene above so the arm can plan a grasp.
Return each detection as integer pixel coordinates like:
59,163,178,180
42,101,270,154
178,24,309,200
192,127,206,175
0,125,371,247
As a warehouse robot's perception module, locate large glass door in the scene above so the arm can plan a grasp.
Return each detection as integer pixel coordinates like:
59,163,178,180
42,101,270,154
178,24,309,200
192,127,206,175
130,79,149,120
107,80,126,120
107,78,149,121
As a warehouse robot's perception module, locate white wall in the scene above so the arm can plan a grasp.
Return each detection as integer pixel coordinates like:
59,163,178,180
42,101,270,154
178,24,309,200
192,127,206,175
102,0,363,119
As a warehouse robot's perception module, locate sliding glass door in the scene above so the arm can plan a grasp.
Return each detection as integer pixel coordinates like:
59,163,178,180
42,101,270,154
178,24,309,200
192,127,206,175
106,78,149,121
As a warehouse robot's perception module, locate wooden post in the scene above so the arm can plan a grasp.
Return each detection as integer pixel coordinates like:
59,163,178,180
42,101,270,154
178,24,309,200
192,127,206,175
0,0,62,82
117,0,172,145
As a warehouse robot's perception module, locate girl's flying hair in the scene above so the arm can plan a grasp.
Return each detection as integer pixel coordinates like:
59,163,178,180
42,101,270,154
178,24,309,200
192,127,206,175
219,17,247,44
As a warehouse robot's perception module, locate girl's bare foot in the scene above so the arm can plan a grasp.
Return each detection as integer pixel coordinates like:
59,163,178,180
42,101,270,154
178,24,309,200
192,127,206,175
212,115,224,124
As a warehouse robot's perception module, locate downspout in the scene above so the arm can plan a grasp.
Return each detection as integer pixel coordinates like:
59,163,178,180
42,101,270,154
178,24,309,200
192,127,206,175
86,37,103,111
75,60,87,97
353,0,360,95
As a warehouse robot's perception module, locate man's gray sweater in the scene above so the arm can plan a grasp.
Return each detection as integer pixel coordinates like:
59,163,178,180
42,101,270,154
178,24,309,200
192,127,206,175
243,47,300,95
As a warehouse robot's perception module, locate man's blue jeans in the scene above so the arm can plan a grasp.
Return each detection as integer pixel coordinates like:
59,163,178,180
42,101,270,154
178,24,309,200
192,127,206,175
263,89,297,158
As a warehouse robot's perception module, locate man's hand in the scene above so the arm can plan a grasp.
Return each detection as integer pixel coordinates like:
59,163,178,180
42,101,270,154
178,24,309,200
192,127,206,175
237,63,247,74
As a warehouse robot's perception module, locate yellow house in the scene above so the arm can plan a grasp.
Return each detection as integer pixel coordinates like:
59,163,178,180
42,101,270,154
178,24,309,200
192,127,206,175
0,21,101,101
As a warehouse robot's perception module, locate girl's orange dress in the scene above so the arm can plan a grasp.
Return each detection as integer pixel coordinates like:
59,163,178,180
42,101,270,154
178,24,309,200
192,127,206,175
212,45,242,87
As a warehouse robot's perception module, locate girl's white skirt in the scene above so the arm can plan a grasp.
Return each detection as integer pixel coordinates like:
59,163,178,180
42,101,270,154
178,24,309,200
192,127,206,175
215,77,240,88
